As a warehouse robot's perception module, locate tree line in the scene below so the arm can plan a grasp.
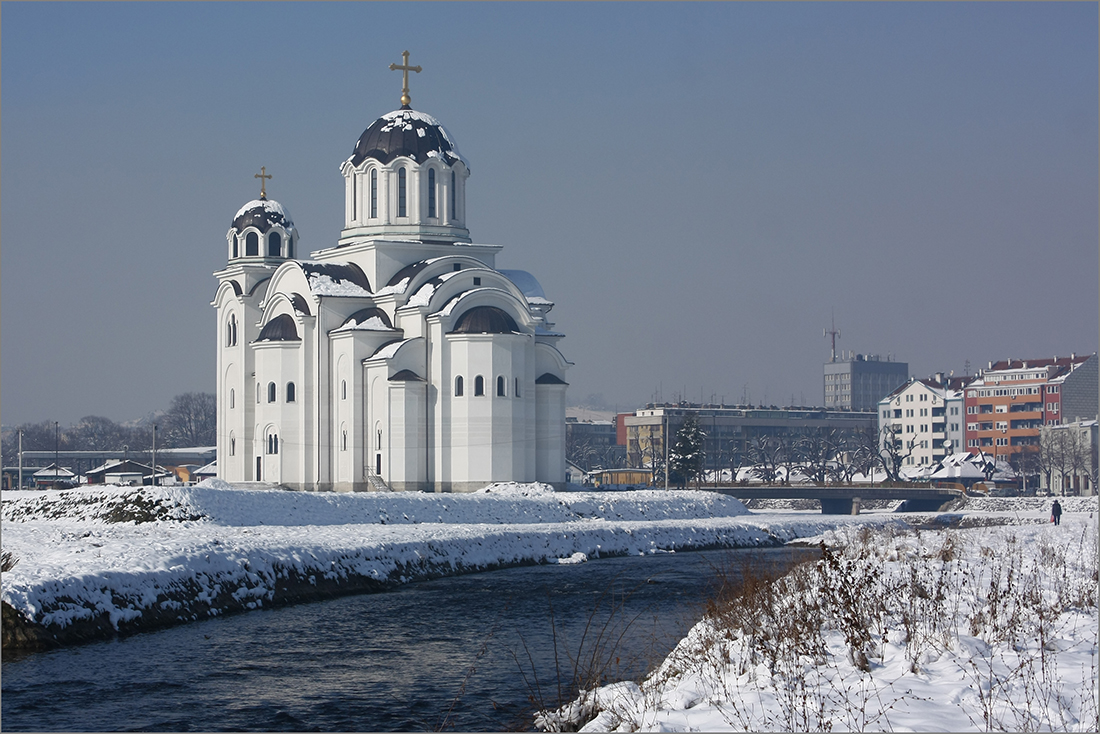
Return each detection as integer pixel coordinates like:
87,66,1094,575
1,393,216,470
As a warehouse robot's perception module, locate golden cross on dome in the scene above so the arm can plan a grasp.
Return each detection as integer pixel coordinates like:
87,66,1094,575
254,166,272,199
389,50,422,107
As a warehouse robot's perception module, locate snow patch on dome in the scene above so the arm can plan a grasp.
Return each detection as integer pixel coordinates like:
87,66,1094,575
307,274,372,298
234,198,291,222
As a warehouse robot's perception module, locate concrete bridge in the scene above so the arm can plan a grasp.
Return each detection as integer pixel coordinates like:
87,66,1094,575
712,485,963,514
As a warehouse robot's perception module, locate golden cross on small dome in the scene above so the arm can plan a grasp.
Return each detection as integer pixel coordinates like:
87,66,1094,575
389,50,422,107
254,166,272,199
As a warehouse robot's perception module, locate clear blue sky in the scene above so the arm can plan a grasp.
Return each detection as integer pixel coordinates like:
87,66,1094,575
3,2,1097,425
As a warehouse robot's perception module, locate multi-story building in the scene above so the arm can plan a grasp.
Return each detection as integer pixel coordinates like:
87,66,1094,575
624,403,876,477
565,418,625,470
824,353,909,411
963,354,1096,467
878,375,968,470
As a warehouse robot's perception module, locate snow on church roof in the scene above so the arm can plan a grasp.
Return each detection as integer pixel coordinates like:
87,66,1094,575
299,262,372,297
348,108,467,168
331,308,396,334
231,198,294,234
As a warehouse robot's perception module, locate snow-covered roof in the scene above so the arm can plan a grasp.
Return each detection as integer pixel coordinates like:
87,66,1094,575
331,308,396,334
299,262,372,297
231,198,294,234
348,107,467,168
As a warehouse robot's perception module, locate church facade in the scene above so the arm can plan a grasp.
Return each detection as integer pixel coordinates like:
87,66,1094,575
212,73,569,492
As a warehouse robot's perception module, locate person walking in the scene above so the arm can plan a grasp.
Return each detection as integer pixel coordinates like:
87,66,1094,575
1051,499,1063,526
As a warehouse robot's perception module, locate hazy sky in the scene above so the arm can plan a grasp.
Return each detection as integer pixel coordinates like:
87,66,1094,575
3,2,1097,426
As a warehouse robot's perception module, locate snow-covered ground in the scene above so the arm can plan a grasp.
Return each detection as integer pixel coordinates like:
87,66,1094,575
539,498,1099,733
1,481,900,644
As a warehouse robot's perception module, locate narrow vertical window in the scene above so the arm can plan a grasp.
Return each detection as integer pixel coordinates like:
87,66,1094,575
455,376,464,397
268,232,281,257
286,382,295,402
286,237,293,259
474,375,485,396
497,376,506,397
257,384,261,403
428,169,436,218
229,433,236,456
398,168,407,217
515,377,520,398
341,430,347,451
450,171,456,220
341,380,347,400
352,175,358,220
232,236,239,259
246,232,259,256
268,382,277,403
370,169,378,218
230,389,235,409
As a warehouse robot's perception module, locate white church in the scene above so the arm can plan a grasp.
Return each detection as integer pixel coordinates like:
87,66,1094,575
213,55,569,492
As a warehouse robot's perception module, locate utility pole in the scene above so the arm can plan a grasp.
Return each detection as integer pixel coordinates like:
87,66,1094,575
664,412,670,491
54,421,59,488
152,424,157,486
18,428,23,489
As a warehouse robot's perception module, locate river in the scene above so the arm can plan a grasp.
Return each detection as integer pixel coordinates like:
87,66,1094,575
2,546,817,731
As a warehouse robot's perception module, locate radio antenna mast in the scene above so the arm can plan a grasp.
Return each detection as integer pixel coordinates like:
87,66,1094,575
823,313,841,363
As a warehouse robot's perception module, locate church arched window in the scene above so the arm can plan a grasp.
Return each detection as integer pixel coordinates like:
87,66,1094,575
398,168,407,217
286,236,293,259
497,376,506,397
268,232,281,257
229,388,235,409
352,174,358,220
370,169,378,218
246,232,259,256
455,376,464,397
232,236,239,259
267,382,277,403
450,171,456,221
474,375,485,396
427,169,436,218
286,382,295,403
229,432,236,456
341,380,347,400
266,431,279,455
226,314,237,347
256,384,261,404
340,424,348,451
515,377,521,398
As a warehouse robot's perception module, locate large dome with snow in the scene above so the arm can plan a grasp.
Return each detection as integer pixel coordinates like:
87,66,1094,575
349,108,466,168
231,198,295,235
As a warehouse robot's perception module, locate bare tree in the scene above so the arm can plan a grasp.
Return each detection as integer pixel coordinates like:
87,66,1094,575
747,436,784,485
162,392,216,448
877,424,917,483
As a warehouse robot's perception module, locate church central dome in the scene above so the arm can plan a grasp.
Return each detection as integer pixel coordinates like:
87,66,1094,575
231,198,294,235
349,108,467,168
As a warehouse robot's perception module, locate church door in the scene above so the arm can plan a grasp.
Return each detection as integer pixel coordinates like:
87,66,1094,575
255,457,262,481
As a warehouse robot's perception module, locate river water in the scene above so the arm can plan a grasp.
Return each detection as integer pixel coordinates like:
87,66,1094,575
2,547,817,732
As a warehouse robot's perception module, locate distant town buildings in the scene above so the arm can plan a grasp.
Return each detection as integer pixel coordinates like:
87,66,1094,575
962,354,1095,463
624,403,876,476
824,353,908,411
878,375,967,469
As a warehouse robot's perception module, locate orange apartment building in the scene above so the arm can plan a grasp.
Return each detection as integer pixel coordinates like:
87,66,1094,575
964,354,1097,467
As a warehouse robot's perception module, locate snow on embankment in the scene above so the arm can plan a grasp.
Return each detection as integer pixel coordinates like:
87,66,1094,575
1,482,881,650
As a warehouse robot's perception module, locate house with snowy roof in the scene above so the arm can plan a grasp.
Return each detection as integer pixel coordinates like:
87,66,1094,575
213,56,569,492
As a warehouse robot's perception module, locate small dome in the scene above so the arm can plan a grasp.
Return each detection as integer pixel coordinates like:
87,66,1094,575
256,314,300,342
349,108,466,168
450,306,519,335
231,198,295,235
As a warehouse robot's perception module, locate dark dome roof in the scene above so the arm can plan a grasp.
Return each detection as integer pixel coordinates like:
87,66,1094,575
349,108,466,168
256,314,300,342
450,306,519,335
232,198,294,235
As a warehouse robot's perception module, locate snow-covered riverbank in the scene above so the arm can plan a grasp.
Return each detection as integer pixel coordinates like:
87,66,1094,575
539,498,1099,733
1,481,903,650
